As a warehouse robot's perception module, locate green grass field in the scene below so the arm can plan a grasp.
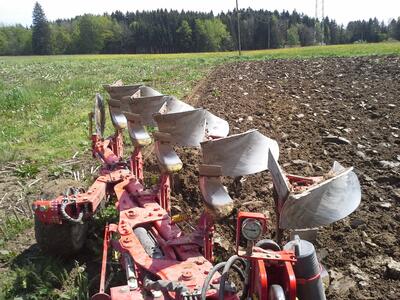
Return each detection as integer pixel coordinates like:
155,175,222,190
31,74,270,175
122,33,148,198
1,42,400,165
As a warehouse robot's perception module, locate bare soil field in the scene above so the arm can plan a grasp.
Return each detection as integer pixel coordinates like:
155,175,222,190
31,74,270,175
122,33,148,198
173,56,400,299
1,55,399,299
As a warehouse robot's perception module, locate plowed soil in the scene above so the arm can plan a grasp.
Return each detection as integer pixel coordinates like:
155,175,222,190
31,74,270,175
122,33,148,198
172,56,400,299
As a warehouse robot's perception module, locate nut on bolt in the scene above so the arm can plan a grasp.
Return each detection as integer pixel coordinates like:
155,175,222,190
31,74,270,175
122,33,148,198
181,271,193,280
126,210,136,219
122,236,133,245
119,223,130,235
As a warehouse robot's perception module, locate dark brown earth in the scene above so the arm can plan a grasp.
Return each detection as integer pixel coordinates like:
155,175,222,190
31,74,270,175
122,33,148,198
1,56,400,299
173,56,400,299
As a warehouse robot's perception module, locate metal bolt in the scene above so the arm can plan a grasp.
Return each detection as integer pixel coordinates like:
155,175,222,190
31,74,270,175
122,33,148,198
195,260,204,265
119,223,130,235
126,210,136,219
157,213,163,217
182,271,193,280
122,237,132,244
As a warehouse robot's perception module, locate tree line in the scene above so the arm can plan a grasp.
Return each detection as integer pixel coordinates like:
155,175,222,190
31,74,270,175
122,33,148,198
1,2,400,56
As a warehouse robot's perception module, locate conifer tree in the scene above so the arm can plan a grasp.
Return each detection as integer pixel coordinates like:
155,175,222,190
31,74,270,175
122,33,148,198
32,2,51,54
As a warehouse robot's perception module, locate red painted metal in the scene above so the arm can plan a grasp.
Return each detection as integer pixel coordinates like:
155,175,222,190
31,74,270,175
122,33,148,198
235,211,267,254
62,130,228,299
92,224,111,300
158,173,171,213
34,171,115,224
130,147,144,182
252,259,268,300
199,212,215,262
236,211,297,300
110,129,124,159
100,224,110,293
33,198,63,224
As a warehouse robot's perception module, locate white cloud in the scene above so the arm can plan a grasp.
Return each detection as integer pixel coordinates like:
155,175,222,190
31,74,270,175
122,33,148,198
0,0,399,26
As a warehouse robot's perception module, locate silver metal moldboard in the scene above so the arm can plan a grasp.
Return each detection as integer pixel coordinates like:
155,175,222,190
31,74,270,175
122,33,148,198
154,108,207,147
279,161,361,229
201,130,280,177
127,95,166,126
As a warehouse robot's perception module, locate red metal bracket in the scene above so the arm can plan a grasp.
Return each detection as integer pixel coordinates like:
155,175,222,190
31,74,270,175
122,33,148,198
131,147,144,182
110,130,124,159
158,173,171,213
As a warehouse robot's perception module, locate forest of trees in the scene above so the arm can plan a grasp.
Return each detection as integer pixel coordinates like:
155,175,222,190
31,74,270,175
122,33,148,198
1,2,400,56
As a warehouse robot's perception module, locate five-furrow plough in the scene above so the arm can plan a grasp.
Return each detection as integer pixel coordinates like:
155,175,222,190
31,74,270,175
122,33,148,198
32,81,361,299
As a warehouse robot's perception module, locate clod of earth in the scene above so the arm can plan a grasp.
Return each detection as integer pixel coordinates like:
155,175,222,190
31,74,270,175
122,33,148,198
322,135,352,145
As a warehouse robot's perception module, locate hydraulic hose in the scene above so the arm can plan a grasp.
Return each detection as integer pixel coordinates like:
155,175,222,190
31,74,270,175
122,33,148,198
201,257,248,300
218,255,249,300
201,262,226,300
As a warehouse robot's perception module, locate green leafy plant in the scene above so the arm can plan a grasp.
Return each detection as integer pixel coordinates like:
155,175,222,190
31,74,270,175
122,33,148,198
3,257,89,300
14,162,40,178
1,216,33,241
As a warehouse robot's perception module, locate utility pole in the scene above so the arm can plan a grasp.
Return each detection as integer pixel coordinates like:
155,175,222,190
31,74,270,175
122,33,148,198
236,0,242,56
314,0,318,43
321,0,325,44
267,16,271,49
315,0,326,45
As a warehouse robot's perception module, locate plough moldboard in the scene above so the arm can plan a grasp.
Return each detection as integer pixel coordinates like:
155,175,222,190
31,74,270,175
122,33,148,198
32,81,361,300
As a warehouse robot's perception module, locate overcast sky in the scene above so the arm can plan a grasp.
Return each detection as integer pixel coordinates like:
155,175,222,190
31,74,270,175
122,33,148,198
0,0,399,27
